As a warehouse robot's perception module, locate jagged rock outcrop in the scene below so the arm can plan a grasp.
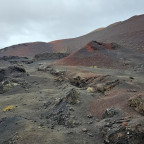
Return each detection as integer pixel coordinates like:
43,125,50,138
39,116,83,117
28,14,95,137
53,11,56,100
102,117,144,144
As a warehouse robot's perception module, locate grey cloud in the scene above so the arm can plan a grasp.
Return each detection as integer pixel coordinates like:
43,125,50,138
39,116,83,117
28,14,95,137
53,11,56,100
0,0,144,48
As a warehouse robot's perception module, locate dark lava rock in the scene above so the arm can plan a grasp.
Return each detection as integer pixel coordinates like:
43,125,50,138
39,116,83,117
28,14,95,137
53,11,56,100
0,69,5,82
43,89,79,127
102,107,124,119
5,66,26,77
69,76,87,88
0,66,28,93
34,53,69,61
96,79,120,93
45,98,69,126
102,117,144,144
66,88,79,104
0,66,27,81
49,69,66,77
0,56,28,61
0,56,33,64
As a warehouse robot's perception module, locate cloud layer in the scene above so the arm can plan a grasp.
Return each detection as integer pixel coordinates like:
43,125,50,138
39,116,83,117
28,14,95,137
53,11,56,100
0,0,144,48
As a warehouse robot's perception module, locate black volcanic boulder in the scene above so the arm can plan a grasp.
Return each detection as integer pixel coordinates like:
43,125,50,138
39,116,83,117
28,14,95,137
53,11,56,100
0,66,27,81
4,66,27,78
102,117,144,144
34,53,69,61
0,69,5,82
102,107,124,119
0,66,28,94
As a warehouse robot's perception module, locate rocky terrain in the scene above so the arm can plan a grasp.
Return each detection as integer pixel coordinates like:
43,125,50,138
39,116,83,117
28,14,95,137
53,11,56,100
0,14,144,144
0,54,143,144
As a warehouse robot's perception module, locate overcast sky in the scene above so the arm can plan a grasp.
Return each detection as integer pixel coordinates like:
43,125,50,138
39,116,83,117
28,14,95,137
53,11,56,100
0,0,144,48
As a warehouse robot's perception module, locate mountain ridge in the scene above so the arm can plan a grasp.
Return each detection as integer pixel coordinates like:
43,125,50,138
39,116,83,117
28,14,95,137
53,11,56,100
0,14,144,58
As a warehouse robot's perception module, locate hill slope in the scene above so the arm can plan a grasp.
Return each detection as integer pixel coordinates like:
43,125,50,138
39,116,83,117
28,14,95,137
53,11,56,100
51,14,144,53
56,41,144,69
0,14,144,58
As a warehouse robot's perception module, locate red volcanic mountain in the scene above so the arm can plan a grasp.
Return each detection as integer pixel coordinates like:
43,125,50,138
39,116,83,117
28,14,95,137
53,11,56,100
56,41,119,68
0,14,144,58
56,40,144,69
56,41,117,68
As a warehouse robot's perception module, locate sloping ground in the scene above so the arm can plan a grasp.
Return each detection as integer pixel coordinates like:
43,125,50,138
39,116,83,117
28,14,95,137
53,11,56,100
0,60,144,143
56,41,144,69
90,86,144,119
56,41,119,68
0,14,144,58
0,42,53,58
46,14,144,54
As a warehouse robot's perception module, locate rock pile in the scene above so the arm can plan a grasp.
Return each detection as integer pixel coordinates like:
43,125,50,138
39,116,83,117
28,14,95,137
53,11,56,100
42,88,79,128
0,66,28,94
102,117,144,144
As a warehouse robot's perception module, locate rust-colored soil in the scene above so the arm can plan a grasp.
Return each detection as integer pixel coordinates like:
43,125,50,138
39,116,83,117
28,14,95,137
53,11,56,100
90,88,144,119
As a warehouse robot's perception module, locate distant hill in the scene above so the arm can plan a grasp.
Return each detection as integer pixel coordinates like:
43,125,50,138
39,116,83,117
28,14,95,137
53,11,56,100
56,41,121,68
56,40,144,69
0,14,144,58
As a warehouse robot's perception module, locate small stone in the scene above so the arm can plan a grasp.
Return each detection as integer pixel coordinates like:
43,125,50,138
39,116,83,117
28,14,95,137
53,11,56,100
22,104,27,106
102,107,123,119
127,89,137,92
87,114,93,118
82,128,88,132
73,121,80,126
87,87,95,93
67,131,73,135
40,123,44,127
69,107,74,111
87,121,93,124
71,116,76,119
88,133,94,137
127,131,130,135
129,77,134,79
122,121,128,127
